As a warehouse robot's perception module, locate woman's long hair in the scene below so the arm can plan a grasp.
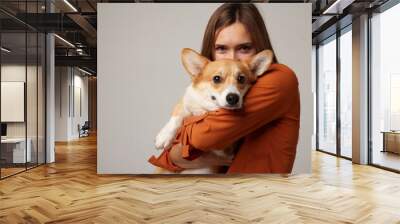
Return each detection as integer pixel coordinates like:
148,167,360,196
201,3,278,63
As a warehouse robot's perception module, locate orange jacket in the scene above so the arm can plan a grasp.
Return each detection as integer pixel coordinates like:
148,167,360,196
148,63,300,173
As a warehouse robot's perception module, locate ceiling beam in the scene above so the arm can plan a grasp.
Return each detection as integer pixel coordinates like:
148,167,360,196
55,55,96,69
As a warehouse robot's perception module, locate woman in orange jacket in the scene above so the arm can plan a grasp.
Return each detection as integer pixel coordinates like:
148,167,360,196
148,3,300,173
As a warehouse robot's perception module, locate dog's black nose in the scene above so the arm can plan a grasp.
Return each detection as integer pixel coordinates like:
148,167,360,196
226,93,239,106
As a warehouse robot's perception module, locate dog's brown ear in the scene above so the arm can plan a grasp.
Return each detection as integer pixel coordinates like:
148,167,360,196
181,48,209,78
249,50,274,77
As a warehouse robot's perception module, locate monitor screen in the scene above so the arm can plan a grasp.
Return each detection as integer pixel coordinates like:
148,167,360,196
1,123,7,137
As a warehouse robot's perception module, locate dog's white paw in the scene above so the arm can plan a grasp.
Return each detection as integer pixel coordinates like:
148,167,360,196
155,129,175,150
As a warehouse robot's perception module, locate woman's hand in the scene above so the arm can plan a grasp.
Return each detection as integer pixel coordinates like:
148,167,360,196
169,143,233,169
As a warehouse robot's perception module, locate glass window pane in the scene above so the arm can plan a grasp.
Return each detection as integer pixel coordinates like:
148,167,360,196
25,0,39,170
371,3,400,171
340,28,352,158
318,36,337,154
38,32,46,165
27,31,38,169
0,1,46,179
1,31,27,178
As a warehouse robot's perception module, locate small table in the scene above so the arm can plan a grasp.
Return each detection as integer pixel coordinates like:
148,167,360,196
381,131,400,154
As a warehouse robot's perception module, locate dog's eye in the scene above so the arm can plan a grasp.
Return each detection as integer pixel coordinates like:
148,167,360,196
237,75,246,84
213,75,222,84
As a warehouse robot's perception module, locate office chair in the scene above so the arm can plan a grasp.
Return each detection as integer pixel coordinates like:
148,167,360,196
79,121,90,138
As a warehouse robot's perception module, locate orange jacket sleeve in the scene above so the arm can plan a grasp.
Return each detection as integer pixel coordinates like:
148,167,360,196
148,63,299,171
179,63,299,157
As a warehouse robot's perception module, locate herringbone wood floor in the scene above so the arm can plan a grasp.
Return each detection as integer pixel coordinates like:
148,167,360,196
0,134,400,224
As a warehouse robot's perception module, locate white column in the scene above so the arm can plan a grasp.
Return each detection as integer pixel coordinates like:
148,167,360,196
46,33,55,163
46,1,56,163
352,14,369,164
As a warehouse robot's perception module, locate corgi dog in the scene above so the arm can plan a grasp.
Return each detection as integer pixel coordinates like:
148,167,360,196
154,48,273,174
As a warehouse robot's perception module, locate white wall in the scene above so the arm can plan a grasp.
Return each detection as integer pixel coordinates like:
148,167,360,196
98,3,312,174
55,67,70,141
1,66,26,126
55,67,89,141
1,65,28,142
72,72,89,138
1,65,38,138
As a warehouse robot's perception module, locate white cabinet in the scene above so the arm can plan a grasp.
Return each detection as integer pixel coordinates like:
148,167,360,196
1,138,32,163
